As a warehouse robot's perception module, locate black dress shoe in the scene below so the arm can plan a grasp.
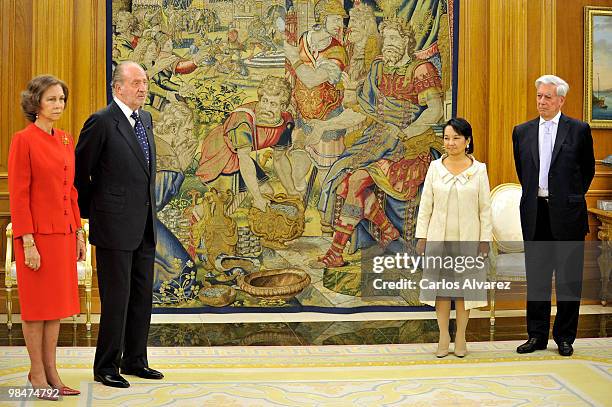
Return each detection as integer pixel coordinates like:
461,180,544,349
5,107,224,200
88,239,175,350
516,338,547,354
558,341,573,357
94,373,130,388
121,367,164,380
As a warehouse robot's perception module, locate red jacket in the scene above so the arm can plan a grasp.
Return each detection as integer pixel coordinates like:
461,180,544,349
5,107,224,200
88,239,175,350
8,123,81,238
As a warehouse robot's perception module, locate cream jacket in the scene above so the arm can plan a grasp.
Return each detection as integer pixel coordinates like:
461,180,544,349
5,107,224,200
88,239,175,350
415,156,492,242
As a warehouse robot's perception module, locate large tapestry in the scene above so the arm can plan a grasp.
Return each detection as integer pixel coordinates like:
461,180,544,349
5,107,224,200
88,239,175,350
110,0,458,312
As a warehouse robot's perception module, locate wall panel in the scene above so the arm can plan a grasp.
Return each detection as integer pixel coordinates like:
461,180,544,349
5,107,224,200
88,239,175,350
0,0,33,315
557,0,612,162
31,0,75,134
486,0,529,188
556,0,612,240
456,0,489,165
0,0,106,314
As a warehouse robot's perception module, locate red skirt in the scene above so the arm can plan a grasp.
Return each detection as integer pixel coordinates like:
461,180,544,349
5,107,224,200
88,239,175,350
14,233,80,321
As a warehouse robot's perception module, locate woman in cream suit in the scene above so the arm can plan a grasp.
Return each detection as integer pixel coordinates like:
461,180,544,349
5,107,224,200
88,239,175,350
415,118,492,358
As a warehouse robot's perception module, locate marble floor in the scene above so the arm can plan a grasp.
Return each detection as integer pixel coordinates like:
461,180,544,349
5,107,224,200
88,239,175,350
1,307,610,347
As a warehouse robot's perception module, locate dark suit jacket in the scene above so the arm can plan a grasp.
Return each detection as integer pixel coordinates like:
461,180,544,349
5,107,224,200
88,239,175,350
512,113,595,241
75,101,157,250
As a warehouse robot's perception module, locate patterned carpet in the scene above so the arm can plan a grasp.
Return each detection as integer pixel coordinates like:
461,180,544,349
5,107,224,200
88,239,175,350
0,338,610,406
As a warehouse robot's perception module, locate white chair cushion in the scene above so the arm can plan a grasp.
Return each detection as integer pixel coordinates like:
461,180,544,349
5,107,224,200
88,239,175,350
77,262,90,281
494,252,526,280
490,184,524,253
9,261,90,282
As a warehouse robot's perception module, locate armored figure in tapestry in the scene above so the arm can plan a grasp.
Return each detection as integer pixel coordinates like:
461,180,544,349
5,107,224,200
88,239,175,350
343,3,381,107
285,0,349,208
315,17,444,267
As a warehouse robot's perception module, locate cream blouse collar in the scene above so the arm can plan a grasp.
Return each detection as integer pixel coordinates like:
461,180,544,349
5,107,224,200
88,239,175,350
437,154,480,185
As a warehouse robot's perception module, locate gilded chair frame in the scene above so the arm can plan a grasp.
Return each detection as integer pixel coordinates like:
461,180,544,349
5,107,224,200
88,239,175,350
5,222,93,331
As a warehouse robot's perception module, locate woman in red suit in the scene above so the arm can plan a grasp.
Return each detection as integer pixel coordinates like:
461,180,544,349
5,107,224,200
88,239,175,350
8,75,86,398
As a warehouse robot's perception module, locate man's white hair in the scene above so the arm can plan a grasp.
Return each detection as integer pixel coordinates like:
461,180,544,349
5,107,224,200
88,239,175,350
535,74,569,97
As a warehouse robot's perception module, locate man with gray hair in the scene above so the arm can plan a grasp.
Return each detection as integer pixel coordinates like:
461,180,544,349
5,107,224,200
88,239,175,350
75,61,163,387
513,74,595,356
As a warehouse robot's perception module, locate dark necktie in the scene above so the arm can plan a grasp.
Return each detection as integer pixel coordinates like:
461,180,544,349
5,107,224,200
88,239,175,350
130,111,150,166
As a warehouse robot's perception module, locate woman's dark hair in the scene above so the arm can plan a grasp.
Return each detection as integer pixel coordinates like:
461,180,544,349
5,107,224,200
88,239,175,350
20,75,68,122
444,117,474,154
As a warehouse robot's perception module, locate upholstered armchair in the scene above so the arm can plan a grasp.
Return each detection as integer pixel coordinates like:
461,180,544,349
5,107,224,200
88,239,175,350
5,222,92,331
489,183,525,326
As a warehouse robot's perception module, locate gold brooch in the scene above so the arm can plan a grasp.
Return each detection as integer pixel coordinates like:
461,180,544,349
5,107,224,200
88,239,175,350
62,135,69,145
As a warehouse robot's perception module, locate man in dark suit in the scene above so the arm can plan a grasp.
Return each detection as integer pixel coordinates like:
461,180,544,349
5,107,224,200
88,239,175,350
512,74,595,357
75,61,163,387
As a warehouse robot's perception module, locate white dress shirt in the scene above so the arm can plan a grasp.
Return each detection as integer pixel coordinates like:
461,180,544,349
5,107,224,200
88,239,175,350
114,97,137,127
537,110,561,197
